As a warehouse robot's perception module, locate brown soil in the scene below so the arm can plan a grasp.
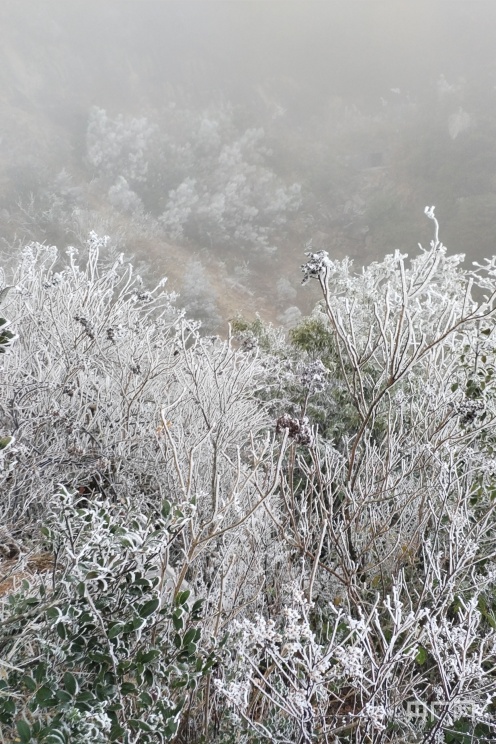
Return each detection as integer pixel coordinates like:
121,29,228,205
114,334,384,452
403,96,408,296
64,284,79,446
0,552,54,597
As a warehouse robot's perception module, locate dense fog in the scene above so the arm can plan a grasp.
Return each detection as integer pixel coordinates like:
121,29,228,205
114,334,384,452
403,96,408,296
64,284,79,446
2,1,496,329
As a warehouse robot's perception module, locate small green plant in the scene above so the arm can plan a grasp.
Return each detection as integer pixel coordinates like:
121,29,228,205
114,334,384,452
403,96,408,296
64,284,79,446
0,284,15,353
0,316,15,353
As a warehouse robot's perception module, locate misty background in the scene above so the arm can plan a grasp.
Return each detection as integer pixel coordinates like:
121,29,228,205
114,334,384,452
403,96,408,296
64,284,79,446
2,0,496,330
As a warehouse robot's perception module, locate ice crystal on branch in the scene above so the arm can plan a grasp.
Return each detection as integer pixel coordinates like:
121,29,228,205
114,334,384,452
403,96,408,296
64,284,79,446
301,248,333,285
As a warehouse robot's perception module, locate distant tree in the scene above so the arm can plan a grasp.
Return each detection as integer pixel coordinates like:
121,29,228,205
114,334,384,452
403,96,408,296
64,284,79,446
86,106,156,184
86,104,302,254
179,258,221,332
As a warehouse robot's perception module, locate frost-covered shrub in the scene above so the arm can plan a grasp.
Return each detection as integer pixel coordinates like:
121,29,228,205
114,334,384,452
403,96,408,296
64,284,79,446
107,176,144,215
157,118,302,252
86,107,156,184
179,258,221,333
0,285,16,454
4,210,496,742
0,235,180,526
0,486,215,743
159,177,199,240
0,234,282,603
86,104,302,253
223,209,496,742
0,234,294,739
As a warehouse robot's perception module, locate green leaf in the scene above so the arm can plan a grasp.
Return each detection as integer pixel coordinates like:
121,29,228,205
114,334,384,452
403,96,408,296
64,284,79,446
131,617,144,631
76,691,95,703
110,724,126,741
129,718,153,732
107,702,123,712
176,590,190,606
120,682,137,695
183,627,200,647
415,645,427,665
36,685,53,705
40,696,59,709
0,697,16,719
63,672,77,697
137,649,160,664
164,719,179,737
138,598,159,618
56,622,66,640
85,570,99,580
55,690,72,704
161,499,171,518
108,623,125,639
191,598,204,615
0,285,14,306
0,436,13,450
46,607,59,621
35,663,47,684
21,675,37,692
16,720,31,743
44,728,66,744
75,701,92,713
172,613,184,631
202,655,216,674
139,691,153,706
171,677,188,688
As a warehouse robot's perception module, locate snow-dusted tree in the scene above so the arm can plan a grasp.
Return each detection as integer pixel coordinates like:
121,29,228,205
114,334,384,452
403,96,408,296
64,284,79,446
219,208,496,743
86,107,156,184
158,120,302,253
0,234,292,741
86,104,302,254
107,176,144,216
179,258,221,333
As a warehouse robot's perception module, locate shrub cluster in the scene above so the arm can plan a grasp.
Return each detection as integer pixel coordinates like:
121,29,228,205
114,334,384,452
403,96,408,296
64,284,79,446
86,104,302,254
1,211,496,742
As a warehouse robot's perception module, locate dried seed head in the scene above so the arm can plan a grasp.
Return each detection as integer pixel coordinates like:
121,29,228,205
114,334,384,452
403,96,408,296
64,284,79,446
275,413,313,445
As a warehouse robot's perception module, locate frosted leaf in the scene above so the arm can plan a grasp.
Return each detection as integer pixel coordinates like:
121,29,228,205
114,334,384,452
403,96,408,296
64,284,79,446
301,250,333,285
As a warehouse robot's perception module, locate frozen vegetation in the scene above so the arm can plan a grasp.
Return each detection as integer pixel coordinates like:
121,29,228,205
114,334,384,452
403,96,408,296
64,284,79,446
1,211,496,742
2,3,496,742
